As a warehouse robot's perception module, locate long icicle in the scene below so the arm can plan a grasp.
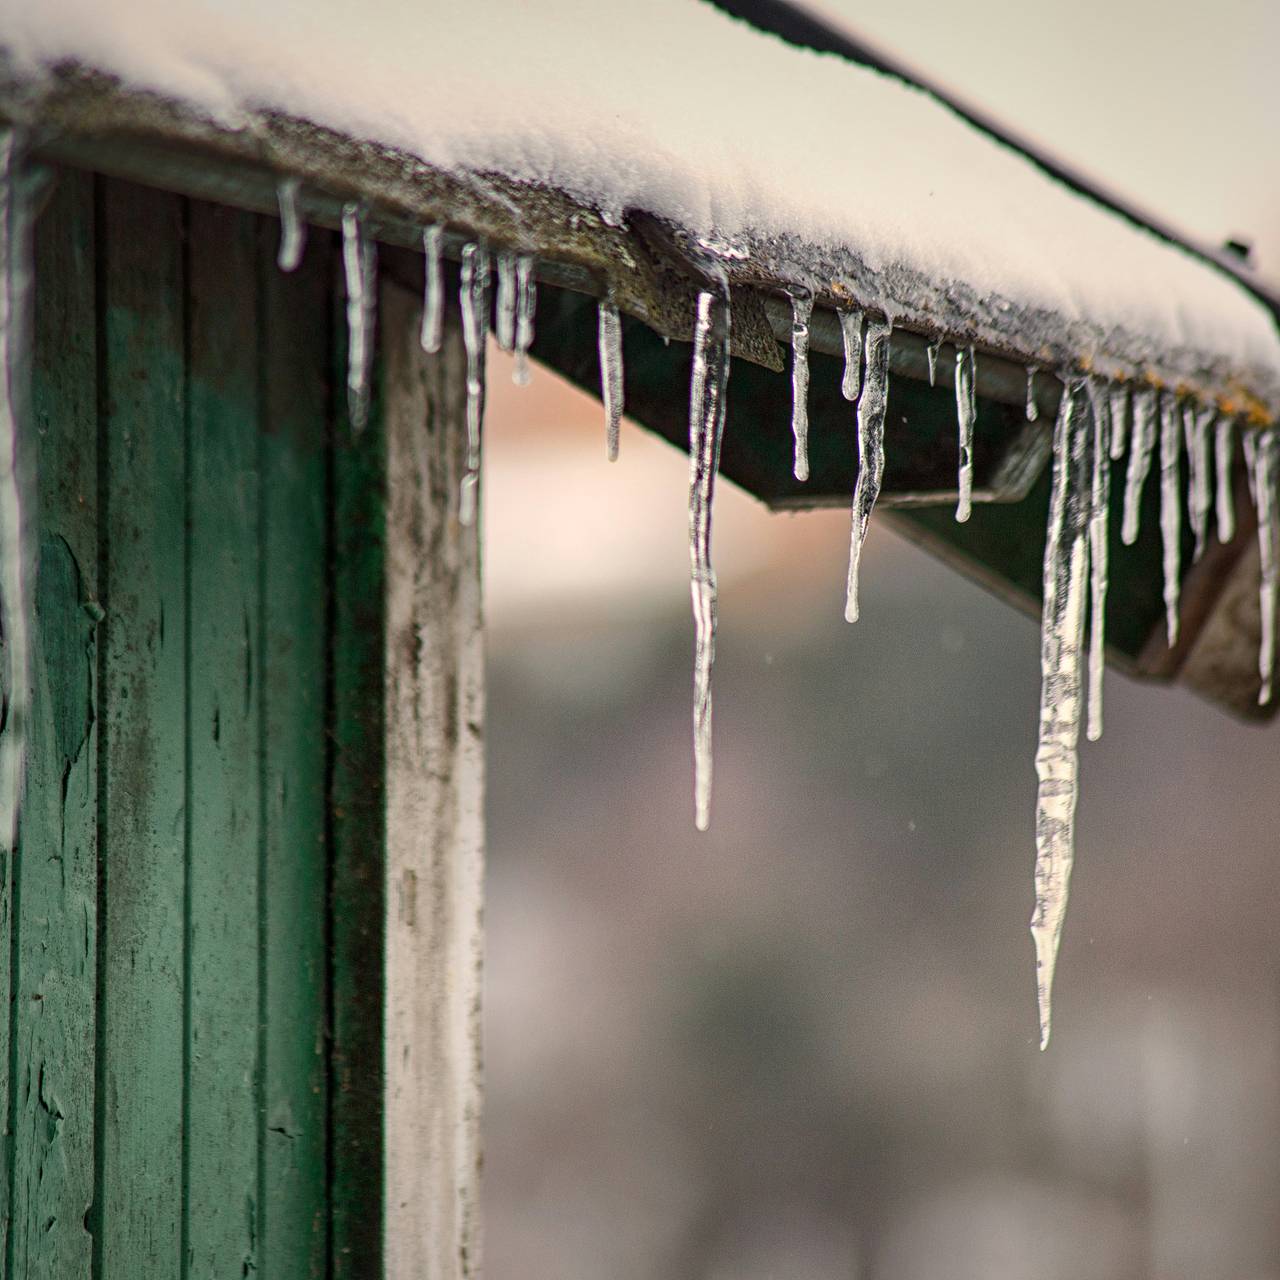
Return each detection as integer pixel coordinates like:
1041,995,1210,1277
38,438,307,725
1159,391,1183,646
844,318,891,623
1215,416,1237,545
1122,385,1158,545
341,202,376,432
1085,379,1112,742
1108,384,1129,461
458,241,490,526
954,345,976,522
276,176,306,272
789,290,812,481
0,129,35,861
512,253,537,386
1026,366,1039,421
1182,402,1210,562
1032,377,1093,1050
839,308,864,403
1250,430,1279,705
598,299,624,461
689,284,732,832
420,224,445,355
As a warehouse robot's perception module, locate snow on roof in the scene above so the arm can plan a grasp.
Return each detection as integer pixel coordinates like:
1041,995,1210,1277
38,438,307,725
5,0,1280,414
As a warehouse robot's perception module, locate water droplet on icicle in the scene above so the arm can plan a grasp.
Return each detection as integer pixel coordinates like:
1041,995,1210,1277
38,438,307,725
420,224,445,356
1108,384,1129,461
839,308,864,402
341,202,376,432
1122,385,1158,545
1032,377,1092,1050
0,128,36,860
844,318,890,623
789,290,812,481
1215,416,1236,545
598,299,624,461
276,176,306,273
1247,430,1279,705
1085,378,1112,742
513,253,537,387
458,241,490,526
688,282,732,831
495,249,517,353
954,345,976,522
1158,391,1183,646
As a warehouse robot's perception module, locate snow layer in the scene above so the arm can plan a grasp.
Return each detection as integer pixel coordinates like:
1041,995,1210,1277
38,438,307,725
5,0,1280,379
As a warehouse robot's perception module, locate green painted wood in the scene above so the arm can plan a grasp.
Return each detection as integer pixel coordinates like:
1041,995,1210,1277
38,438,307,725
184,199,262,1277
13,165,99,1278
96,178,189,1278
329,255,387,1280
258,220,330,1279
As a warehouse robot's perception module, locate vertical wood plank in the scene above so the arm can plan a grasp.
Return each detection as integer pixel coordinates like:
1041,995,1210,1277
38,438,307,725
8,166,99,1278
329,248,387,1280
97,178,187,1278
259,221,329,1279
381,278,484,1279
183,199,261,1278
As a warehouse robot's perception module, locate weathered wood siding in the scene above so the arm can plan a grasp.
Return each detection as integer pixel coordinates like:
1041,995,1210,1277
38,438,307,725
8,171,346,1279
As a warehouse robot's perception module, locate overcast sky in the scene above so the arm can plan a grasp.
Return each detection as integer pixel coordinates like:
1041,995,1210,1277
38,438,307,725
811,0,1280,281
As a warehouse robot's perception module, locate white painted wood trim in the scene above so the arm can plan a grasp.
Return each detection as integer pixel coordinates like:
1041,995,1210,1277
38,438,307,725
382,278,485,1279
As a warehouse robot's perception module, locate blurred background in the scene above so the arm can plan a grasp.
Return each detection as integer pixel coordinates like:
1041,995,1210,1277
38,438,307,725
481,4,1280,1276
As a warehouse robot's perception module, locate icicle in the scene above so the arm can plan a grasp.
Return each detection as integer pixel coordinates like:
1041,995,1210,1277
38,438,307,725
458,241,490,526
495,250,517,353
688,283,732,831
789,291,812,481
1182,403,1211,562
420,224,445,355
1248,431,1279,705
275,177,306,272
341,203,376,432
1031,378,1092,1050
512,253,537,387
1108,384,1129,461
954,345,976,522
0,130,35,862
839,308,864,403
927,338,941,387
1025,366,1038,421
1085,379,1112,742
844,318,890,623
598,299,624,462
1215,416,1236,545
1121,385,1158,545
1158,391,1183,646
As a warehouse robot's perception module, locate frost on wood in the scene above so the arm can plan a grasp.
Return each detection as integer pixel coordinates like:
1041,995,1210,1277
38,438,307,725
1158,390,1183,646
953,345,976,523
341,202,376,432
512,253,536,387
844,318,890,625
275,175,305,272
598,299,623,462
0,129,34,859
420,224,444,355
688,284,731,833
1032,378,1092,1051
458,241,490,527
788,290,812,482
1122,385,1158,545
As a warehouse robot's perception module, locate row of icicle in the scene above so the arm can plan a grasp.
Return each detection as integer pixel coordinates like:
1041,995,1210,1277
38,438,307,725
0,135,1275,1050
203,181,1280,1048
